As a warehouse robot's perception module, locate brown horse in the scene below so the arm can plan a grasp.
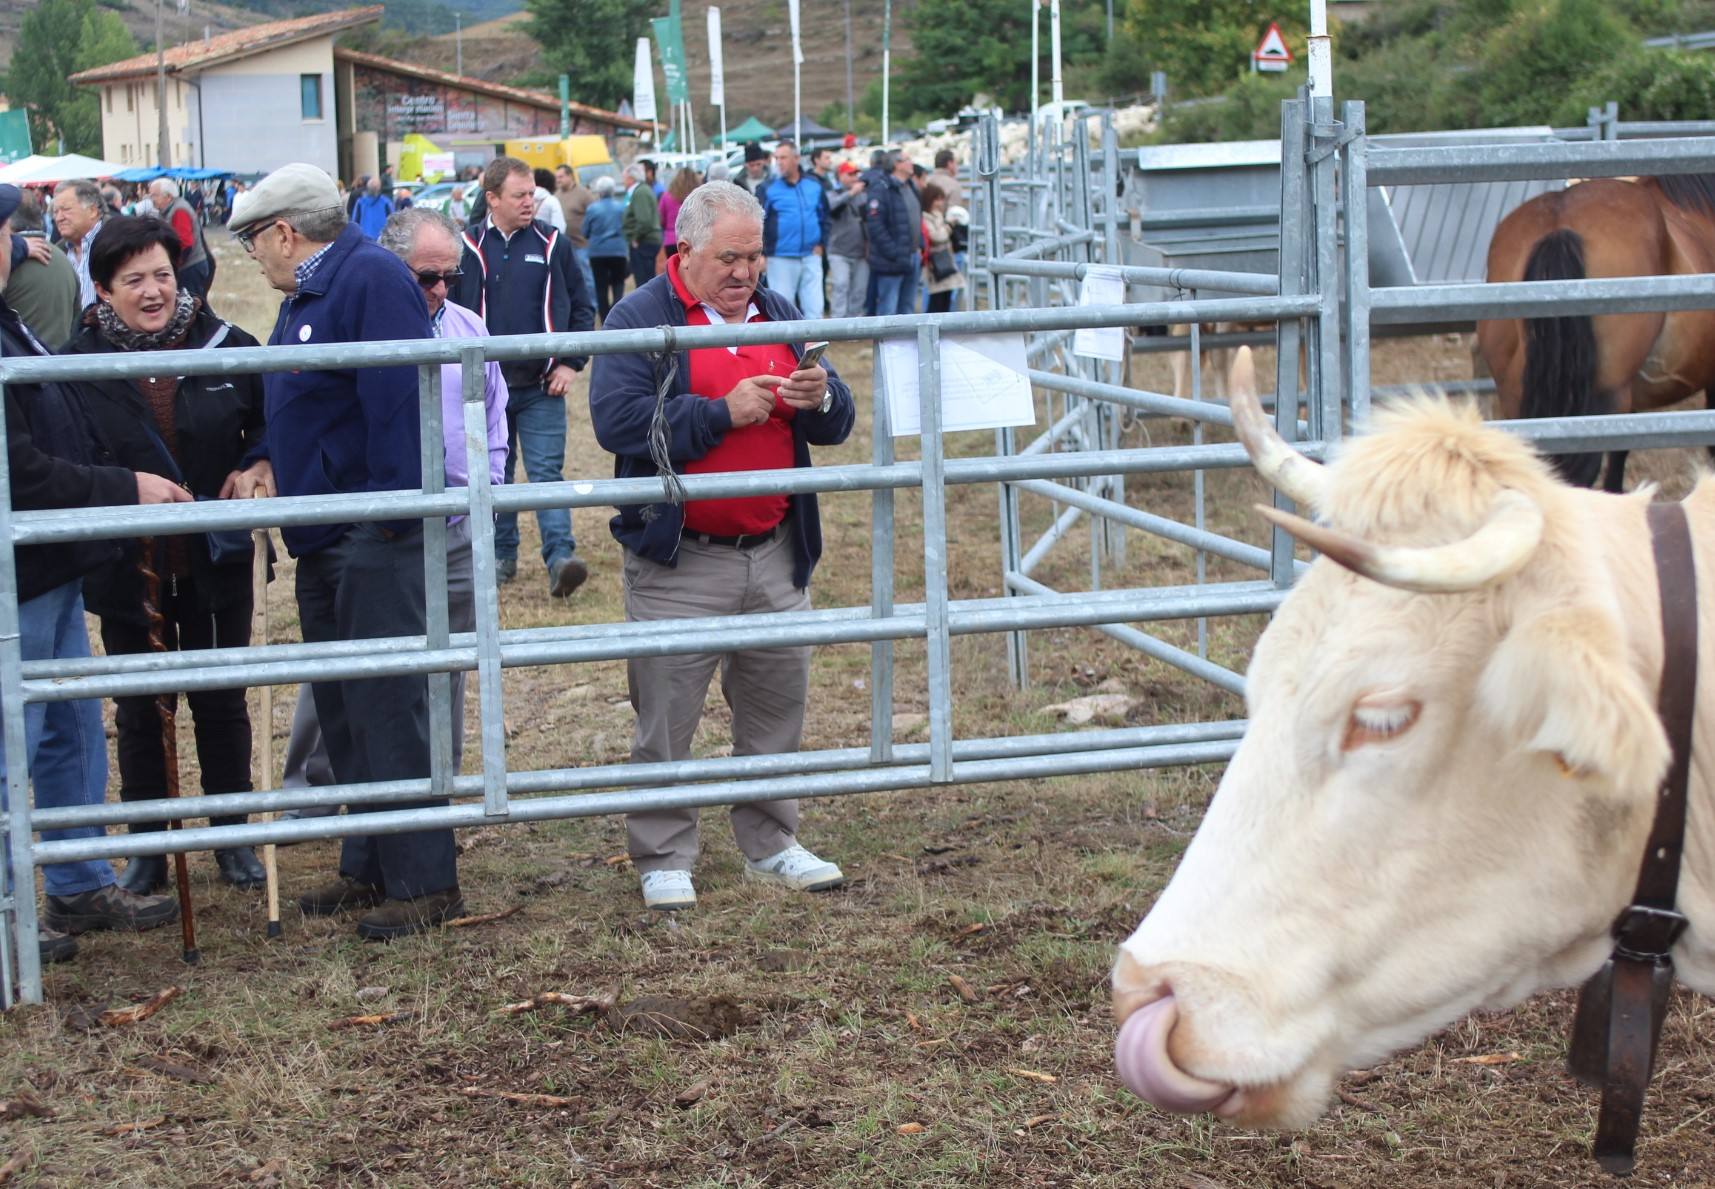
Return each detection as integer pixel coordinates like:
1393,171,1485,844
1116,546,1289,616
1475,174,1715,490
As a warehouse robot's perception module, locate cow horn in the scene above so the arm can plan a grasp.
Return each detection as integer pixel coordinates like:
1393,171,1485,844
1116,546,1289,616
1255,489,1544,594
1227,346,1328,510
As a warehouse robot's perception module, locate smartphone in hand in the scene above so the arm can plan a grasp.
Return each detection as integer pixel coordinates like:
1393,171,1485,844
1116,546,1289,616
797,341,830,371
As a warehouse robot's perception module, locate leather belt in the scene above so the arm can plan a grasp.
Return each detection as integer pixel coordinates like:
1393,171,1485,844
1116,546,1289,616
684,521,786,550
1566,500,1697,1176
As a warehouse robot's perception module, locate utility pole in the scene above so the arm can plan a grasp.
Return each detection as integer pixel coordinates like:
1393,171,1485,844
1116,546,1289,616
155,0,171,167
842,0,854,130
455,12,463,76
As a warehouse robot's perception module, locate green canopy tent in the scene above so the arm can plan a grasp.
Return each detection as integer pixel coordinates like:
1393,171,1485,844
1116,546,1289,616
719,116,775,145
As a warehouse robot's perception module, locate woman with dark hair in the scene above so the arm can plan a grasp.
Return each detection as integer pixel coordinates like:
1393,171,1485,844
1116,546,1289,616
63,215,276,893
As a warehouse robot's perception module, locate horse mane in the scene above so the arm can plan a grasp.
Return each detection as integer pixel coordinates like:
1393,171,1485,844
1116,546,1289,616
1653,173,1715,219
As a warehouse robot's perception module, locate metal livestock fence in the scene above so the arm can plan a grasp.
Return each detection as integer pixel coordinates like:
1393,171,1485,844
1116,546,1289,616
4,95,1715,1006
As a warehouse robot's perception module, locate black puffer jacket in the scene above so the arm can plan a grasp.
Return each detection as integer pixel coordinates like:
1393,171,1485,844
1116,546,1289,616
65,305,268,625
1,300,136,604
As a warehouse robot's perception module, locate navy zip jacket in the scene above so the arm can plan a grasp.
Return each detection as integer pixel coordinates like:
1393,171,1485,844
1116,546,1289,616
257,223,432,557
588,273,855,590
760,173,830,258
864,171,919,275
454,217,594,390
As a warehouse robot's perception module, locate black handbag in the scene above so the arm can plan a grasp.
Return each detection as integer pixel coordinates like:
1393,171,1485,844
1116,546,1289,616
137,418,254,566
929,247,957,281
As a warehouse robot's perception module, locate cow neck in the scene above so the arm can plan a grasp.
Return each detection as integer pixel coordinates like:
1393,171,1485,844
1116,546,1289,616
1566,499,1697,1176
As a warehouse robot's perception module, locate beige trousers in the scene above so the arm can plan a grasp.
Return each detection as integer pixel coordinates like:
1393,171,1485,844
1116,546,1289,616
621,531,811,872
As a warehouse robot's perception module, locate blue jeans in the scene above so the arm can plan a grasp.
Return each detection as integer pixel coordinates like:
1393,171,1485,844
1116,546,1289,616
495,383,575,568
0,582,117,898
573,247,596,311
871,269,919,317
765,252,825,317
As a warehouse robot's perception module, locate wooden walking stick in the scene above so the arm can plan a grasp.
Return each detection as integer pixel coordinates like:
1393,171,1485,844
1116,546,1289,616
251,494,281,938
136,539,198,965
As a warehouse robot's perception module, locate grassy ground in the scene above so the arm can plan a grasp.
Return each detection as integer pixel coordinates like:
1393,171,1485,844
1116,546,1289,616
1,238,1712,1186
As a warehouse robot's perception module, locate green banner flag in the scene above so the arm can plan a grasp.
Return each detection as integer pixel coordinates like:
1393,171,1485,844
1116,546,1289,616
653,13,690,105
0,110,32,165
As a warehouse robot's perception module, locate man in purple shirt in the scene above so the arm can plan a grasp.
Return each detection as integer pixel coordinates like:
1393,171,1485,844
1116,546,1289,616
277,208,509,810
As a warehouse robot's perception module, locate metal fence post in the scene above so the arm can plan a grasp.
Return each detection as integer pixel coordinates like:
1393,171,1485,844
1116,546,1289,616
1341,101,1372,425
0,374,42,1007
1271,96,1310,591
870,344,896,765
459,348,509,817
418,365,453,798
917,323,953,783
1309,92,1344,440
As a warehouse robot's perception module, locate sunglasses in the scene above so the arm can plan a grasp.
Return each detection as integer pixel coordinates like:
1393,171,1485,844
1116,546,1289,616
415,269,463,288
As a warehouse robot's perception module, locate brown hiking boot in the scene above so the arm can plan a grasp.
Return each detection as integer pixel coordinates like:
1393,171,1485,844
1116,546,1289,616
355,889,465,941
297,876,384,917
41,884,179,935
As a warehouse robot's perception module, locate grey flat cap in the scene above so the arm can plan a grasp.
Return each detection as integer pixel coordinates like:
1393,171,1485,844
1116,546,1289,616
230,163,342,232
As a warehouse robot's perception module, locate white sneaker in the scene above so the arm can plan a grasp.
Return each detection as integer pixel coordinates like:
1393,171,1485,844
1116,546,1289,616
640,869,696,911
744,844,845,892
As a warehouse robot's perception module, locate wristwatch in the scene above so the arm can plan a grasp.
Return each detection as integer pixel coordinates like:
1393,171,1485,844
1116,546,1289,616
818,387,833,414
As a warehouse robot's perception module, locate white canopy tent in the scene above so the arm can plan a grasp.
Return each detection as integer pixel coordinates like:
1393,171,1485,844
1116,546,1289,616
0,153,127,186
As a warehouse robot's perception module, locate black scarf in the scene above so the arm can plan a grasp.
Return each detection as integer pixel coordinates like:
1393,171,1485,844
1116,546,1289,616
92,290,199,352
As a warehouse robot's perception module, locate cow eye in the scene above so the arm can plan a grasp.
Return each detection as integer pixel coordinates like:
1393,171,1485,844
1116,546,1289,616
1343,698,1421,751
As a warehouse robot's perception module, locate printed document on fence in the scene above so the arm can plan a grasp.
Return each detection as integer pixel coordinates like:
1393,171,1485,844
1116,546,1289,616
878,332,1036,437
1073,266,1126,362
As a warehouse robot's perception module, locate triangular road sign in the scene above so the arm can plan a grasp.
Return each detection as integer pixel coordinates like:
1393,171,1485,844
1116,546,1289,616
1254,22,1293,72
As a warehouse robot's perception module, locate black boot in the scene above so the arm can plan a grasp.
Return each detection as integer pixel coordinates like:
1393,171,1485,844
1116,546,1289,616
211,817,267,889
117,854,168,895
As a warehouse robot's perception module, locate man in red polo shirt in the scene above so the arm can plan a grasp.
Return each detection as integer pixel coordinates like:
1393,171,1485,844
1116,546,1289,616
589,182,856,912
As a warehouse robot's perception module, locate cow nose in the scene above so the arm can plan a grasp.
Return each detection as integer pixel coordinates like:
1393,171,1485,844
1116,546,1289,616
1114,996,1237,1114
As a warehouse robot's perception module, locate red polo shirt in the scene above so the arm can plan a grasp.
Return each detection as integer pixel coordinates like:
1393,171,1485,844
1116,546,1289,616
668,254,801,535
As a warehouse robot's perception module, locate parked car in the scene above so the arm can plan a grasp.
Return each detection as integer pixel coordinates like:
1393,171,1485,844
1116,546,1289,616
412,181,459,215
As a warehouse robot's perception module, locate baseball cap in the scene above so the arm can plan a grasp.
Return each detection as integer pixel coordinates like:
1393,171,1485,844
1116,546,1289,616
837,162,859,176
230,163,342,233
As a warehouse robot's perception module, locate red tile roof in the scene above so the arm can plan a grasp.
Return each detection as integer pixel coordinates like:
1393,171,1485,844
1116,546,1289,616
69,6,383,85
332,48,648,131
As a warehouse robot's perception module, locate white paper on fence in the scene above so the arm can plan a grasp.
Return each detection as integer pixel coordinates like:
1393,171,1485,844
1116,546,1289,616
879,333,1036,437
788,0,804,64
707,8,725,106
633,38,657,123
1073,266,1126,361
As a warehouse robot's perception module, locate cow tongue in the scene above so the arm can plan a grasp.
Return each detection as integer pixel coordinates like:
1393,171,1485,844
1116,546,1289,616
1114,996,1237,1114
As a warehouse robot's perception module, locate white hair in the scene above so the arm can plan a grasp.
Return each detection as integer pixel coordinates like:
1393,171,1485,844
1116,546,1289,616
624,162,648,183
149,178,179,199
675,180,762,247
379,206,460,260
593,175,616,197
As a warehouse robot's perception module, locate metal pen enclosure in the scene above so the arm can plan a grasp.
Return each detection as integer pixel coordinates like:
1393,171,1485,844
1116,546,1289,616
4,97,1715,1006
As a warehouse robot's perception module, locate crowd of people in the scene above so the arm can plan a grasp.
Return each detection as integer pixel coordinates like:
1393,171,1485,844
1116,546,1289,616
2,149,867,968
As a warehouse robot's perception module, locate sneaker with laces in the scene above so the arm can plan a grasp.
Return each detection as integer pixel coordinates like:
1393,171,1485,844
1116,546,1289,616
743,845,845,892
41,884,180,935
640,869,696,911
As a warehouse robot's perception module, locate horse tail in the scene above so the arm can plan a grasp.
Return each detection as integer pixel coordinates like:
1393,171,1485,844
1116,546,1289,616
1520,228,1604,486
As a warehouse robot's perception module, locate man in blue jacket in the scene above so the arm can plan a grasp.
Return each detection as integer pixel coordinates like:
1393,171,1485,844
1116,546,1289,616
864,150,922,317
760,140,830,318
230,163,462,941
0,184,190,967
351,177,394,241
588,181,855,913
453,156,595,596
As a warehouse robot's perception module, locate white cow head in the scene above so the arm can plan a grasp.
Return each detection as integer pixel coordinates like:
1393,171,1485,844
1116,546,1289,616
1111,353,1673,1128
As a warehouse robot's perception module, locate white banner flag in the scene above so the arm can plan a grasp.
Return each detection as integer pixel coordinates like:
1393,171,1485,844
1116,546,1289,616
788,0,803,65
633,37,657,123
707,7,725,106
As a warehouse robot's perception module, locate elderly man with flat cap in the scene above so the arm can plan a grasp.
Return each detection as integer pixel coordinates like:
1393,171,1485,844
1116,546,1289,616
229,163,462,940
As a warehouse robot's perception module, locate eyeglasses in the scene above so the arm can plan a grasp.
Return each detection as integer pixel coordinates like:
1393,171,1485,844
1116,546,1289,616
414,269,463,289
234,220,281,253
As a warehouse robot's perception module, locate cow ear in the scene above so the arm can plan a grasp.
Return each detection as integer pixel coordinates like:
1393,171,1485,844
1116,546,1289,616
1477,605,1669,793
